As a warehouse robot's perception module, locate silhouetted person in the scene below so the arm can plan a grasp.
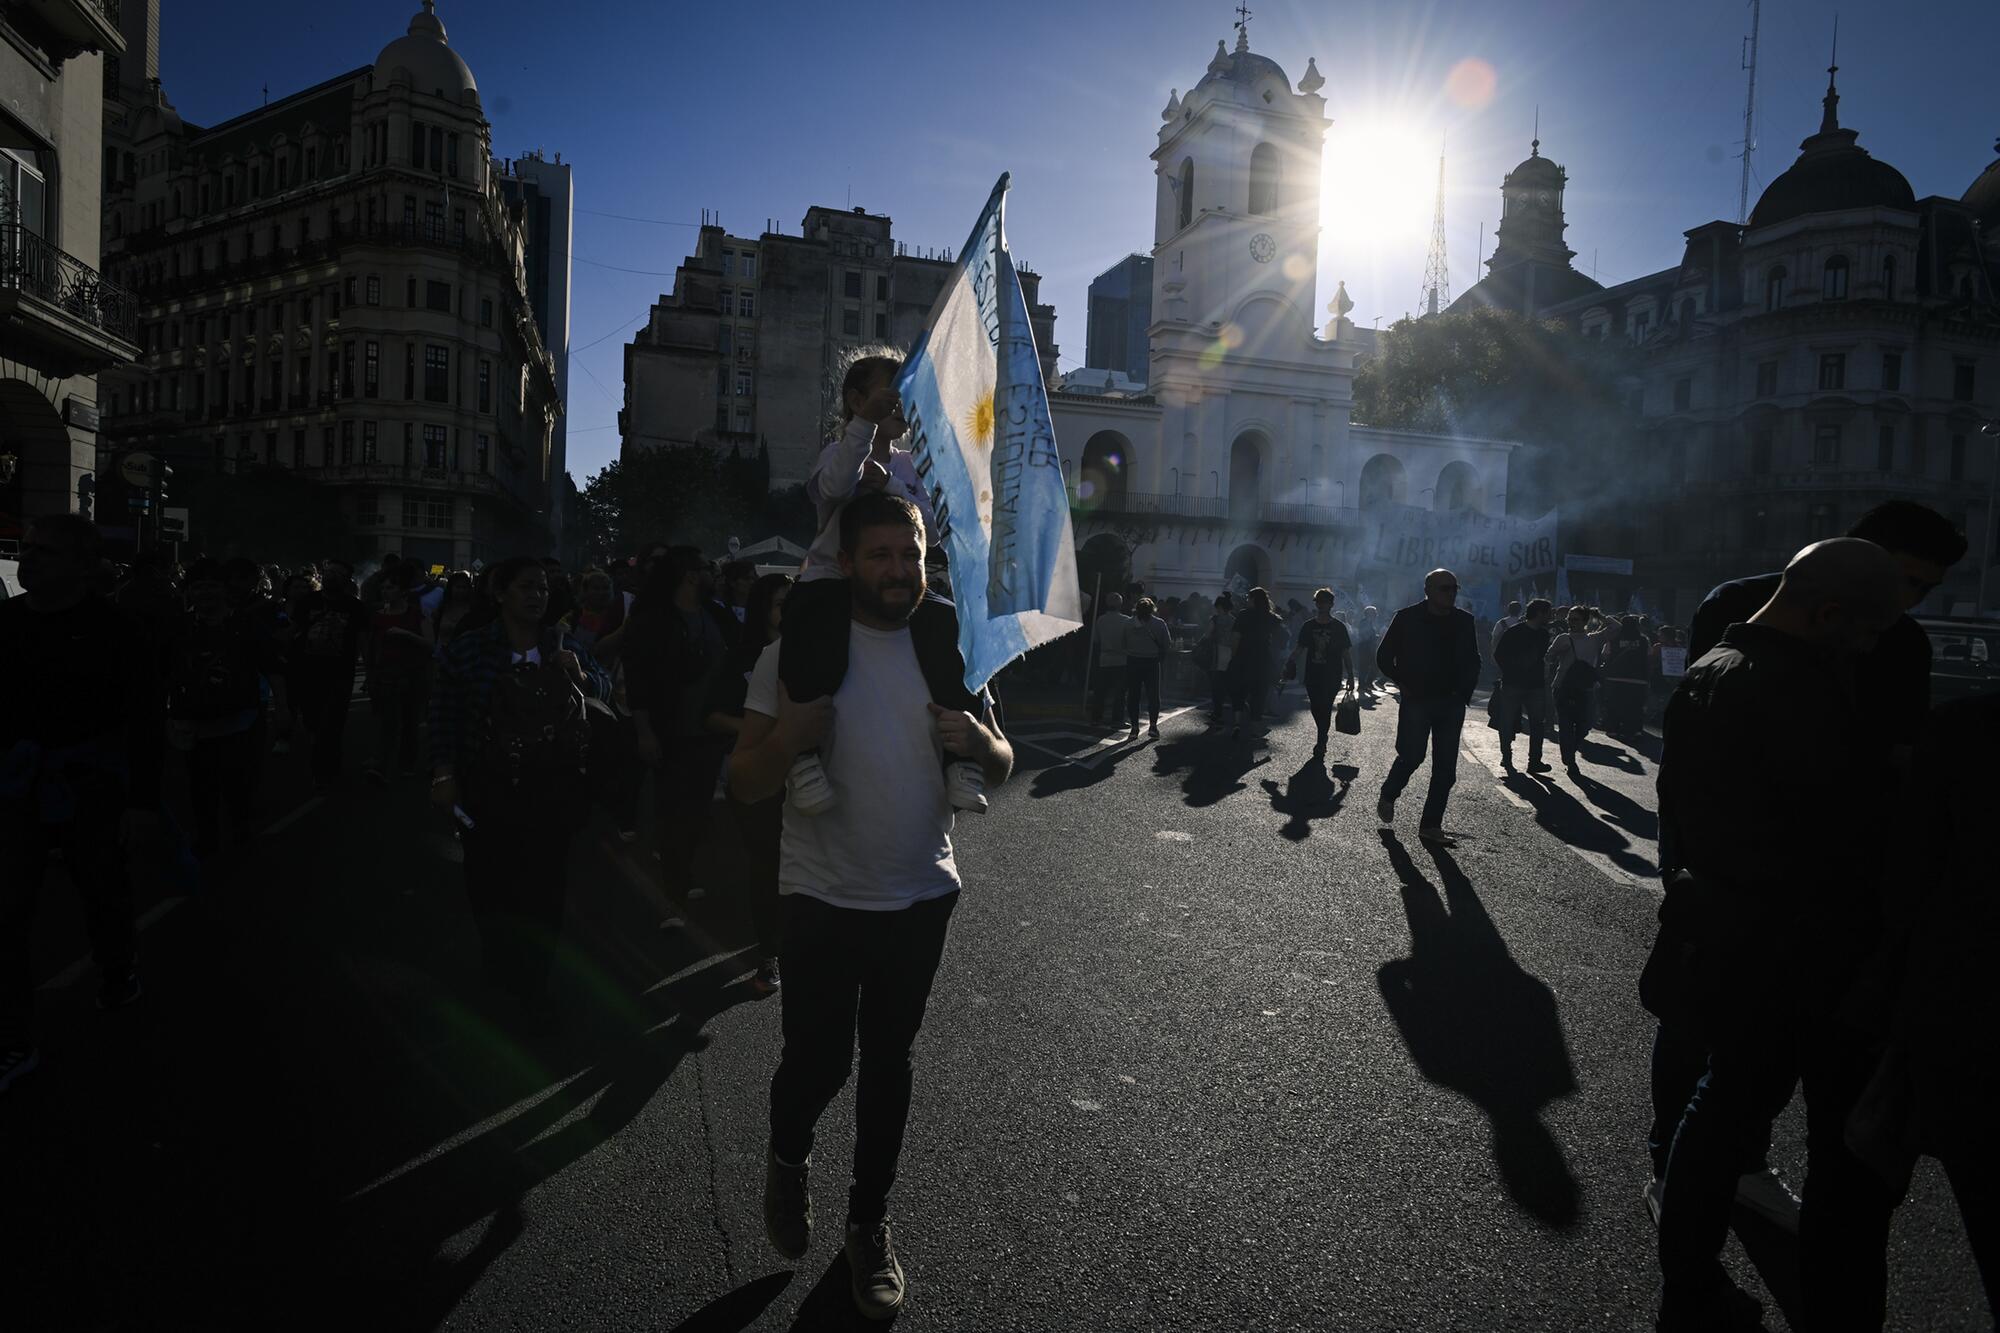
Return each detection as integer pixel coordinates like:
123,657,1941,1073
1649,538,1907,1332
1375,568,1480,842
1,516,160,1092
1494,599,1553,775
1648,503,1968,1229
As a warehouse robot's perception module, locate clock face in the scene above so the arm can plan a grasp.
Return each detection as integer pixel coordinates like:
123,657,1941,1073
1250,233,1276,263
1536,190,1553,207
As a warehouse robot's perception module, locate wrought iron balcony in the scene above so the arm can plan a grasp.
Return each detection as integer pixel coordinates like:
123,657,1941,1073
0,224,140,375
7,0,125,69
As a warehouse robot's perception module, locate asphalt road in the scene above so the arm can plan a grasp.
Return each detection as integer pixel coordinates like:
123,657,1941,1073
7,683,1988,1331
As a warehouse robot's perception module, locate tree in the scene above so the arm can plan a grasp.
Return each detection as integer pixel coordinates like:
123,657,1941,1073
1352,308,1641,528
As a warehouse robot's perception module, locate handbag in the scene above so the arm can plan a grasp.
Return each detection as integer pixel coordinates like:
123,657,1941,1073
1335,693,1361,735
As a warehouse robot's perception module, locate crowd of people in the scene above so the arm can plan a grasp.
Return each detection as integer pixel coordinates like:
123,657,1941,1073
4,389,1992,1331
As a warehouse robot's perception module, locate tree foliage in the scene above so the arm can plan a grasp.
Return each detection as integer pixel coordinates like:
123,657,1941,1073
1352,308,1642,522
579,441,814,562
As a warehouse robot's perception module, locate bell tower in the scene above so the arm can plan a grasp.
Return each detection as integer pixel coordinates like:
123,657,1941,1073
1149,15,1327,382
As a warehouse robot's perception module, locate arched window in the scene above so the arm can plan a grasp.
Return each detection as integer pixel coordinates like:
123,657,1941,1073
1822,255,1849,300
1677,298,1696,327
1248,143,1280,216
1881,253,1897,296
1176,158,1194,230
1764,265,1787,312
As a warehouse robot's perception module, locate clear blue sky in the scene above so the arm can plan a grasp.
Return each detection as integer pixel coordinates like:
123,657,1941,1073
163,1,2000,483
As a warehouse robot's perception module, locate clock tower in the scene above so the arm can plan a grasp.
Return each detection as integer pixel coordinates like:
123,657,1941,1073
1149,20,1328,384
1447,135,1603,318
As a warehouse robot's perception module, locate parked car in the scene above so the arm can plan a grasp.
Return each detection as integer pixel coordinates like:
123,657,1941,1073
1918,617,2000,703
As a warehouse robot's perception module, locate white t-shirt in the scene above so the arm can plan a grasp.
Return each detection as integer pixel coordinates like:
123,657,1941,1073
743,628,960,911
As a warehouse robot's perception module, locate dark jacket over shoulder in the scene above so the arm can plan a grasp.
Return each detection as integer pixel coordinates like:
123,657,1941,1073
1690,571,1930,755
1657,621,1882,996
1376,603,1481,704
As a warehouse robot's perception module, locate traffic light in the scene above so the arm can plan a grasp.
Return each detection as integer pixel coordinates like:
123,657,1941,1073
157,462,172,501
76,472,94,520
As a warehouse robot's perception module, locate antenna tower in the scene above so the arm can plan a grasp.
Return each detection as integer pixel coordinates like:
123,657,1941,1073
1738,0,1762,224
1421,139,1450,316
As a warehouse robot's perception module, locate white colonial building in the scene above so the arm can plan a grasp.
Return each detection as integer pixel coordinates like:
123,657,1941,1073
1049,26,1520,610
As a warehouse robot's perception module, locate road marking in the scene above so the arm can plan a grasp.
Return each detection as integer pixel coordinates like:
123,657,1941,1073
1070,1098,1102,1112
38,896,188,991
263,794,325,836
1154,830,1194,842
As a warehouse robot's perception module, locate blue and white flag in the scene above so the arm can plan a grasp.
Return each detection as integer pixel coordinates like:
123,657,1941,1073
898,174,1082,693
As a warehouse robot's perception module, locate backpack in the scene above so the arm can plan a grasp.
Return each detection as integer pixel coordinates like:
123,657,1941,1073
1556,635,1600,697
475,645,592,822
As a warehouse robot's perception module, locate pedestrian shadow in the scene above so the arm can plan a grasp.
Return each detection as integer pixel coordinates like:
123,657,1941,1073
326,953,759,1324
1151,732,1272,808
1375,832,1582,1228
1567,767,1660,843
1502,772,1658,879
1578,736,1647,775
1260,759,1359,841
1027,736,1146,799
669,1271,795,1332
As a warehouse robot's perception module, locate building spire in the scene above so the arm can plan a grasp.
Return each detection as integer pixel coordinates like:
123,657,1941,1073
1819,15,1841,134
1234,3,1252,53
1531,105,1540,157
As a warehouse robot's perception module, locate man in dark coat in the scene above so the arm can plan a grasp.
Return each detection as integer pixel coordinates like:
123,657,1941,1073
1374,568,1481,842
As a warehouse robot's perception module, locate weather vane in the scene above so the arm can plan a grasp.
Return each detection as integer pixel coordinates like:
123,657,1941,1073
1235,3,1252,37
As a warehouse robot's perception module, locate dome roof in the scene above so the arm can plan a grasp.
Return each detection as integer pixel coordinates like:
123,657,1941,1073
375,1,477,101
1505,141,1564,187
1195,28,1294,93
1749,71,1914,229
1963,138,2000,229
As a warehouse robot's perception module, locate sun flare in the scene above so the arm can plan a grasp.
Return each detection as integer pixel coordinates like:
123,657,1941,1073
1319,118,1443,256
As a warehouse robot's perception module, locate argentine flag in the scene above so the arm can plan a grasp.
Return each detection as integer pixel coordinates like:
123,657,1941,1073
898,174,1082,693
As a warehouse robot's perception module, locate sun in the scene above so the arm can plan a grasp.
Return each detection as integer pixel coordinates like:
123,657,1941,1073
1319,117,1443,255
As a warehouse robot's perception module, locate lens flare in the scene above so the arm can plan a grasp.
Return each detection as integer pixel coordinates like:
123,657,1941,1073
1444,57,1497,109
1282,253,1314,282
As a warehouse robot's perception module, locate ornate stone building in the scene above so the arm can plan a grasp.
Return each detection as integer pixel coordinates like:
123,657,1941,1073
0,0,137,544
97,1,561,566
1049,25,1521,610
1528,67,2000,618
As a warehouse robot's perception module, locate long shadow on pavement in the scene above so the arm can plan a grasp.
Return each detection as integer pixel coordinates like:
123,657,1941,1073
1150,729,1273,808
1260,757,1360,841
667,1270,796,1332
1026,735,1147,799
1568,766,1660,843
1578,735,1648,774
1375,831,1583,1228
1502,771,1658,879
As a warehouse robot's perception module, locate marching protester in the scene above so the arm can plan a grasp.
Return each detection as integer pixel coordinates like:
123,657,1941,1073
1353,605,1383,697
1089,591,1130,727
1122,596,1172,740
166,560,276,859
1599,616,1651,737
1644,500,1968,1246
0,515,159,1092
1374,569,1480,842
1195,592,1235,725
1646,538,1907,1332
626,547,739,903
290,557,367,791
362,563,430,786
1282,587,1356,757
1545,605,1613,774
1485,599,1523,725
731,491,1013,1320
709,571,793,994
428,556,610,1013
776,352,990,815
428,569,479,655
1226,586,1283,736
1493,598,1554,775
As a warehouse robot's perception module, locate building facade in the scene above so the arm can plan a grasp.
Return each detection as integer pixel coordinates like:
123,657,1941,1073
97,1,562,567
620,204,1058,488
0,0,138,544
495,148,573,555
1085,253,1153,384
1491,69,2000,618
1048,26,1520,611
